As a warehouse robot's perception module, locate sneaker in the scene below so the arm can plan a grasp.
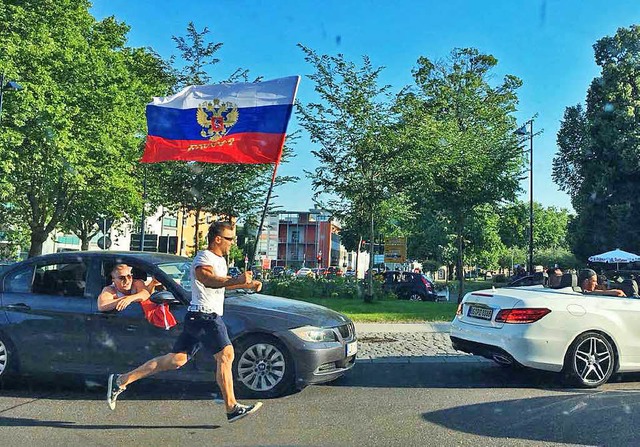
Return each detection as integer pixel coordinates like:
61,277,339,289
107,373,126,411
226,402,263,423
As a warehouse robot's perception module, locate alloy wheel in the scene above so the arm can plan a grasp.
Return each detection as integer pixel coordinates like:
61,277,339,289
409,293,423,301
572,336,613,386
237,343,286,392
0,340,7,376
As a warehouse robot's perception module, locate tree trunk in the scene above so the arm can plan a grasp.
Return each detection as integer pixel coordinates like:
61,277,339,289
28,230,48,258
364,211,374,303
355,236,362,279
193,207,201,254
456,230,465,303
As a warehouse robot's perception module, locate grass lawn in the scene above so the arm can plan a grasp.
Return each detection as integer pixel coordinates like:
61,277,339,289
293,297,459,323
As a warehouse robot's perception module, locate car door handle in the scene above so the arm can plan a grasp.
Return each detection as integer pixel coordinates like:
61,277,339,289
6,303,31,311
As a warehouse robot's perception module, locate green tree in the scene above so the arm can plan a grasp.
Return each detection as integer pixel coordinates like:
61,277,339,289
0,1,172,256
398,48,525,301
497,201,573,252
296,45,413,301
553,25,640,260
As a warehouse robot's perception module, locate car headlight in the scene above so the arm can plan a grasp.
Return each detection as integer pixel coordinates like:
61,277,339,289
290,325,337,342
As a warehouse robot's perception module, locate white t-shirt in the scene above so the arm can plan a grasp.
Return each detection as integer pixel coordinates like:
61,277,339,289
190,250,228,315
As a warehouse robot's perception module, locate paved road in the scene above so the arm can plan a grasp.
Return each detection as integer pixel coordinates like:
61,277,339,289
2,323,639,446
2,360,640,446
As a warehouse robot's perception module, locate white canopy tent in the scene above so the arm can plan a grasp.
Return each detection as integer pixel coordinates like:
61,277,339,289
588,248,640,271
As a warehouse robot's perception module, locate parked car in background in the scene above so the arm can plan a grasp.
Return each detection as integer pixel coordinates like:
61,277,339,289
271,266,285,277
311,267,327,277
507,271,546,287
250,266,263,280
326,266,343,277
381,271,438,301
295,267,315,279
0,251,357,398
344,269,356,278
228,266,242,278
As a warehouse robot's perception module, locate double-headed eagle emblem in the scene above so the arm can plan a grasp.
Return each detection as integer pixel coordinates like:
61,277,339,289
196,99,239,141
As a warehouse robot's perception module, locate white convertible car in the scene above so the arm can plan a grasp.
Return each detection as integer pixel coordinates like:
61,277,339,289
450,273,640,388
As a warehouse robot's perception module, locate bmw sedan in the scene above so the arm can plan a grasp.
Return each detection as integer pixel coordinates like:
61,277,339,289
0,251,357,398
450,272,640,388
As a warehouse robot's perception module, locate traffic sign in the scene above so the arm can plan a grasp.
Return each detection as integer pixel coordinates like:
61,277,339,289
97,236,112,250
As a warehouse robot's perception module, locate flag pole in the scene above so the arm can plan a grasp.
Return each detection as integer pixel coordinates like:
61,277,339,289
250,161,279,269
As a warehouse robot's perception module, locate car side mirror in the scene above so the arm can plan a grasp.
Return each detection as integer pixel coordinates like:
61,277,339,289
150,290,179,305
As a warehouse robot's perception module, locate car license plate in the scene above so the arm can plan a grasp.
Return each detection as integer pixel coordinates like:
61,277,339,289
346,341,357,357
468,305,493,320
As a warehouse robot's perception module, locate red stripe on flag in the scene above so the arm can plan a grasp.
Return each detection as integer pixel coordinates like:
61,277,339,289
141,132,285,164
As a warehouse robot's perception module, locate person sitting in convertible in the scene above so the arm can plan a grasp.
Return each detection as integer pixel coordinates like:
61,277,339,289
579,269,626,297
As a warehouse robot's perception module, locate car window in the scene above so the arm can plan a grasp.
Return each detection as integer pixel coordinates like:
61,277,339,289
33,262,87,297
4,265,35,293
156,261,191,292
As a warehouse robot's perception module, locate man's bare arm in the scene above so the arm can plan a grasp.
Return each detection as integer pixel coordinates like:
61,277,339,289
97,281,151,312
195,266,259,290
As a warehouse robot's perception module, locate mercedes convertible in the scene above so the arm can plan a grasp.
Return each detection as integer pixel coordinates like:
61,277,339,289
450,272,640,388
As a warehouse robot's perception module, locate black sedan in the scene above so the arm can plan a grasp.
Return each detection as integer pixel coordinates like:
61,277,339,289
0,251,357,398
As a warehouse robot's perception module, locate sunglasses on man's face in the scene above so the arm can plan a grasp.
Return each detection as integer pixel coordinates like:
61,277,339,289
221,236,235,242
115,274,133,282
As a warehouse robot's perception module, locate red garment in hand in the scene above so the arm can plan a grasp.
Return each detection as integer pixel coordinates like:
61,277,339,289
139,300,177,330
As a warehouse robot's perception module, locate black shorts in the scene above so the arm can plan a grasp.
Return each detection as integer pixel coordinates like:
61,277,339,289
171,311,231,357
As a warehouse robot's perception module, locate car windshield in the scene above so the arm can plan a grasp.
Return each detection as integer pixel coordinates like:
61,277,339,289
156,261,192,292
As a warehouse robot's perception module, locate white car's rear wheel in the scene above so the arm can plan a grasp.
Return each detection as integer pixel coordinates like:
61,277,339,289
564,332,615,388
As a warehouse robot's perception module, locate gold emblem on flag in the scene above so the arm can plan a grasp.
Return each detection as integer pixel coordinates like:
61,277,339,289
196,99,239,141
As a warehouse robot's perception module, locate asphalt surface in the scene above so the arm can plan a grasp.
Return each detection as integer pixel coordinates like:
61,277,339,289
3,322,640,446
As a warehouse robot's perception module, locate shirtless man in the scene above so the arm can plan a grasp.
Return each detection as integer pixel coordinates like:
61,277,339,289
97,264,151,312
579,268,626,297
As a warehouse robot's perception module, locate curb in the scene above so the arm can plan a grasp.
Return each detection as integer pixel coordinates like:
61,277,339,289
354,322,451,334
355,356,491,364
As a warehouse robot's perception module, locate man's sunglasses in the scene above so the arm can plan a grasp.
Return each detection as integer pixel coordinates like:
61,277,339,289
115,274,133,282
221,236,235,242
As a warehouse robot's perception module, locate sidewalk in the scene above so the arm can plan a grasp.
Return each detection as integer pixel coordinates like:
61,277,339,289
353,321,491,364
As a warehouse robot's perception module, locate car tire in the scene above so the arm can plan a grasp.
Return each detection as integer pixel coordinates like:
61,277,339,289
563,331,616,388
0,332,18,379
233,335,294,399
408,293,424,302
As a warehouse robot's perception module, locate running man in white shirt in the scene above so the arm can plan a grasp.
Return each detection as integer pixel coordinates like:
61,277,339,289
106,221,263,423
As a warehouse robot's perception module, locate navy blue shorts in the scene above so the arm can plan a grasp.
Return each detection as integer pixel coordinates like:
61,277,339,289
171,311,231,357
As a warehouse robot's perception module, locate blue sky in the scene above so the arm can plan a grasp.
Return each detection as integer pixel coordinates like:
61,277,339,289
91,0,640,214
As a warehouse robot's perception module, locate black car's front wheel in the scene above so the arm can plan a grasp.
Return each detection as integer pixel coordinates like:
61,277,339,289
0,332,18,379
233,335,294,399
408,293,424,301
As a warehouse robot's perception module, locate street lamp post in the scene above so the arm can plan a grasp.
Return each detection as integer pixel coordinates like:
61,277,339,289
0,73,23,125
516,119,535,274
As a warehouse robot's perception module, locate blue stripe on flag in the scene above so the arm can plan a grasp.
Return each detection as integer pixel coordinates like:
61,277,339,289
146,104,293,140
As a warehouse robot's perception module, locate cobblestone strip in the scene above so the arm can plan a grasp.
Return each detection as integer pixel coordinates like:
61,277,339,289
356,332,491,364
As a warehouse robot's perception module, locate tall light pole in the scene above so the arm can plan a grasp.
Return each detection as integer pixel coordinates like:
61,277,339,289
516,119,534,274
0,73,23,125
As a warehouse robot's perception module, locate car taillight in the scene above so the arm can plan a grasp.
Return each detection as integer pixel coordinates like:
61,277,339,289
495,308,551,324
421,277,432,290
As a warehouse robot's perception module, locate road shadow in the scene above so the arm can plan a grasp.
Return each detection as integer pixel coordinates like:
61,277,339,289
0,375,302,402
422,390,640,446
0,415,219,430
323,357,640,391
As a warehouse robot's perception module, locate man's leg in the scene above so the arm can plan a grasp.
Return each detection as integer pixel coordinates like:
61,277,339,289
107,352,188,410
118,352,189,388
214,345,237,412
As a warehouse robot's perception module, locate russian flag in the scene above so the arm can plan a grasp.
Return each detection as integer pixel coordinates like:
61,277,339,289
141,76,300,164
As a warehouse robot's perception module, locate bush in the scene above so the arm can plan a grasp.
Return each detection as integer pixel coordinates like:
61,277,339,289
262,276,390,300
